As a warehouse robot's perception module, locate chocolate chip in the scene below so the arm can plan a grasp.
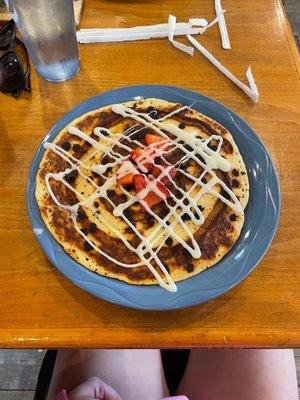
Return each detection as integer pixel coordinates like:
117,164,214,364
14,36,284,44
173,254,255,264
179,123,186,129
89,223,97,233
241,171,246,175
180,161,189,171
166,220,170,226
232,179,240,188
94,202,99,208
202,177,207,184
100,129,108,136
195,154,205,164
221,190,231,200
107,190,115,199
120,194,128,202
130,128,147,141
168,198,176,207
102,155,114,165
72,143,82,152
185,262,194,273
232,168,239,176
106,167,112,174
208,143,217,151
147,220,155,228
182,213,191,221
80,228,88,235
183,248,192,259
183,198,189,206
185,145,193,152
193,211,201,220
64,169,78,182
84,241,93,252
77,210,86,220
198,205,204,212
166,237,173,246
61,140,71,151
124,209,134,224
230,213,237,222
152,112,161,120
158,207,169,219
148,107,160,119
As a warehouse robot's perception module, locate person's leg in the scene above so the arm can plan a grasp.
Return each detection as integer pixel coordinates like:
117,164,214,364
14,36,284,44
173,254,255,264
176,349,298,400
47,349,169,400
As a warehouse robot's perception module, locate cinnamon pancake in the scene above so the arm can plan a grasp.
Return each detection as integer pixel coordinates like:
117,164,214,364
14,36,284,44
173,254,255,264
35,98,249,292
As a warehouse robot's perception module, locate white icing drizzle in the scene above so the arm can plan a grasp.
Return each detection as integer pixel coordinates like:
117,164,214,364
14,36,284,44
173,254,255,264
43,103,243,292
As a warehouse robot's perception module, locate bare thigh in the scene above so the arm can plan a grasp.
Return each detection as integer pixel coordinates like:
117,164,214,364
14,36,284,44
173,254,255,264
47,349,169,400
176,349,298,400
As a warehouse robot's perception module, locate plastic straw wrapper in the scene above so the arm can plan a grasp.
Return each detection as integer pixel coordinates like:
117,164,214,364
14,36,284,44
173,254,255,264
168,15,194,56
187,34,259,102
77,20,208,43
215,0,231,49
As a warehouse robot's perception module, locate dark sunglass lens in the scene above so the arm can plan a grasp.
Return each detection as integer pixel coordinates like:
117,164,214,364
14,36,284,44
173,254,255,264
0,20,16,49
0,51,24,93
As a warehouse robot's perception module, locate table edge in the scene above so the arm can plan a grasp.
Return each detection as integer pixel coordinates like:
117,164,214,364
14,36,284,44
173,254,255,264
0,329,299,349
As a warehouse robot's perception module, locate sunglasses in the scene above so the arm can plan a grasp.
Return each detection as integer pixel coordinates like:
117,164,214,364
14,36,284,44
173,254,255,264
0,19,30,97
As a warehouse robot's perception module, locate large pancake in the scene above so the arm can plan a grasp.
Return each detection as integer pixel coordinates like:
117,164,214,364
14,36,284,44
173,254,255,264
35,98,249,289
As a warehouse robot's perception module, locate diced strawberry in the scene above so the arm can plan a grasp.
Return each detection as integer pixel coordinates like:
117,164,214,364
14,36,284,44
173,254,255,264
133,174,147,193
133,174,170,208
117,173,134,186
143,183,170,207
144,191,162,208
145,134,165,146
131,147,152,172
156,181,170,199
131,147,143,160
150,166,176,186
150,166,163,178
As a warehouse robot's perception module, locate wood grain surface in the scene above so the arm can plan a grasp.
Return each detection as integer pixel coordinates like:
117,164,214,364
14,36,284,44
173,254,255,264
0,0,299,349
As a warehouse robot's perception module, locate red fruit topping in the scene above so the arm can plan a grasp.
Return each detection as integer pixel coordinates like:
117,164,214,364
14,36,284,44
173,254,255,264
131,147,153,172
133,174,147,193
156,181,170,199
143,191,163,208
150,165,162,178
133,174,170,208
117,173,134,186
145,134,165,146
150,166,176,186
131,147,143,160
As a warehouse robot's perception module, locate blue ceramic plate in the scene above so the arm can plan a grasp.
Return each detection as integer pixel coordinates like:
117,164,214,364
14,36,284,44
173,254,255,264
27,85,280,310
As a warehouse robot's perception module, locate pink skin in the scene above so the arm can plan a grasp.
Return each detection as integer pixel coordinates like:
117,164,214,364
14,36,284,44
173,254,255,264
48,349,298,400
177,349,298,400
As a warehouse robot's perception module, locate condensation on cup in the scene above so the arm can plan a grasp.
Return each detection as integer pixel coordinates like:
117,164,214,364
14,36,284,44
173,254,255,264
5,0,80,82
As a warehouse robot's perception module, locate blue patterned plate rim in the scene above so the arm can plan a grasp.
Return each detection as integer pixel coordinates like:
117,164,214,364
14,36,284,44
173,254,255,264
27,85,281,311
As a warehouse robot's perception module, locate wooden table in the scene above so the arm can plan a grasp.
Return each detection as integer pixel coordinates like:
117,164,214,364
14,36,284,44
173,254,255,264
0,0,299,349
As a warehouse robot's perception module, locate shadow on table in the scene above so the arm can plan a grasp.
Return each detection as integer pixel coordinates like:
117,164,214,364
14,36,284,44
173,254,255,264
36,61,104,130
46,258,242,333
0,115,16,184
